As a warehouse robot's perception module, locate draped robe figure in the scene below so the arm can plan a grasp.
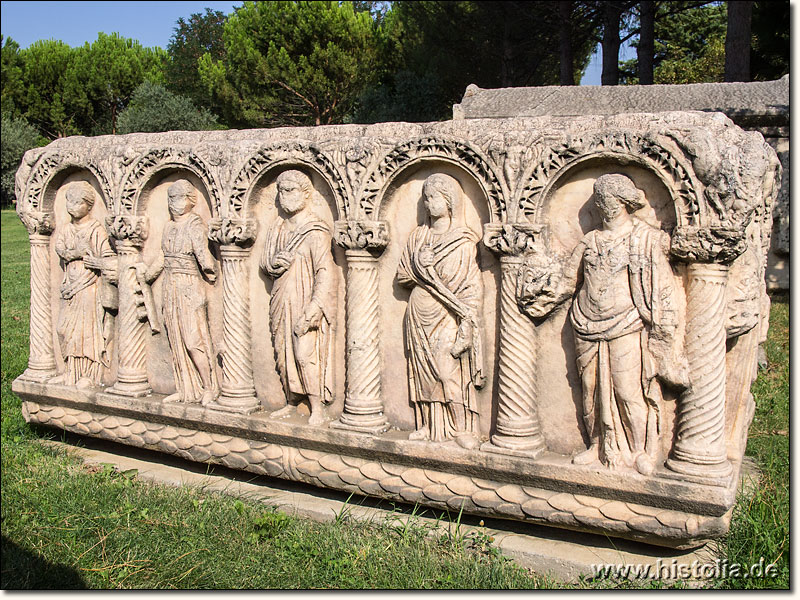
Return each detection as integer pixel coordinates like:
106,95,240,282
396,174,485,447
518,174,686,474
53,182,115,387
260,170,337,425
140,181,218,404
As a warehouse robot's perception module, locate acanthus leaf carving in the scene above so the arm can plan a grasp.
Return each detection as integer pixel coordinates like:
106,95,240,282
208,217,258,247
334,220,389,252
106,215,149,247
482,223,545,257
18,210,54,236
670,225,747,264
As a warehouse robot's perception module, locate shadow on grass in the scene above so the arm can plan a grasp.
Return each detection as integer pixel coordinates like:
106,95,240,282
1,534,87,590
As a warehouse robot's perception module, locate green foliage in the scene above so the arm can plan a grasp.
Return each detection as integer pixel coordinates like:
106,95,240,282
384,1,598,121
0,114,47,207
66,33,167,135
200,1,382,127
116,81,221,134
166,9,227,113
1,36,25,117
750,0,789,81
620,2,728,85
19,39,81,138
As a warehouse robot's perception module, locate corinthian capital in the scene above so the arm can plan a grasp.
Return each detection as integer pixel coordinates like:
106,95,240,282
483,223,545,256
208,217,257,246
106,215,149,247
334,220,389,252
18,210,54,236
670,226,747,264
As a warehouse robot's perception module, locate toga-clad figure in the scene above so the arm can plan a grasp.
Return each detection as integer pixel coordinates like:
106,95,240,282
260,170,337,426
136,179,219,405
397,174,485,449
52,181,116,388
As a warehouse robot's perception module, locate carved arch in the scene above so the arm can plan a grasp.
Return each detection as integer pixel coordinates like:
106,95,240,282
22,151,114,213
518,131,704,228
119,147,222,215
229,141,348,219
360,136,507,223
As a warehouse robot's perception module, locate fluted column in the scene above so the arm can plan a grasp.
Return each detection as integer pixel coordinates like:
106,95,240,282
481,223,546,457
18,211,58,382
666,227,740,479
106,216,151,397
330,220,390,434
208,218,259,414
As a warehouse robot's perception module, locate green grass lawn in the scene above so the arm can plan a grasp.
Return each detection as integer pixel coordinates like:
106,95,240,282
0,209,789,589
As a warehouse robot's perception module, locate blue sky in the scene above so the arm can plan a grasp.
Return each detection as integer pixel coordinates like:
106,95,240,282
1,0,624,86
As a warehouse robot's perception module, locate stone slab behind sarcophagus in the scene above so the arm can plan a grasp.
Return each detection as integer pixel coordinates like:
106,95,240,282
12,112,780,549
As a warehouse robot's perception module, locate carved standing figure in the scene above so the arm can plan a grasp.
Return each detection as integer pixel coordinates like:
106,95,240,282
518,174,687,474
397,174,485,449
136,180,219,404
260,170,337,426
52,181,116,388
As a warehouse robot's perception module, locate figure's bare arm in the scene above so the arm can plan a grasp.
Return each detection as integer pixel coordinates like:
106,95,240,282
192,221,217,282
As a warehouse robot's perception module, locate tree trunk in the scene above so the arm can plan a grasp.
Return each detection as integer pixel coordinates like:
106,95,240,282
601,2,623,85
559,1,575,85
725,0,752,82
637,0,655,84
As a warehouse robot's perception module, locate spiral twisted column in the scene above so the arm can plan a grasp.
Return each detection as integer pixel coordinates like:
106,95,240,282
106,216,151,397
208,217,259,414
330,221,390,434
481,223,545,458
666,263,732,478
19,212,57,381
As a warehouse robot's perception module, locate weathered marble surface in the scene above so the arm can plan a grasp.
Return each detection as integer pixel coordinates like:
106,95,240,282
453,77,789,289
12,112,780,548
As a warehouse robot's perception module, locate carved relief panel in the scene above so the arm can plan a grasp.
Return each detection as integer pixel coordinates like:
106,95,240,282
248,167,347,420
12,113,780,548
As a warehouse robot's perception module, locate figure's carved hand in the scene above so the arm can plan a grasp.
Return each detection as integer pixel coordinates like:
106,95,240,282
417,246,435,268
294,303,323,337
133,262,148,278
205,269,217,284
83,253,104,270
273,251,292,270
451,320,473,358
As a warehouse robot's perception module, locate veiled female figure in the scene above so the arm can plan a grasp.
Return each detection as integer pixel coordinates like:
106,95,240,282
52,181,115,388
397,174,485,449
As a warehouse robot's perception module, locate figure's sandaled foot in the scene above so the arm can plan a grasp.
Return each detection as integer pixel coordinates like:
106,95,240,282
455,432,480,450
200,390,216,406
50,374,66,385
270,404,296,419
572,444,599,465
308,409,328,426
164,392,181,403
408,427,429,441
634,452,655,476
76,377,93,389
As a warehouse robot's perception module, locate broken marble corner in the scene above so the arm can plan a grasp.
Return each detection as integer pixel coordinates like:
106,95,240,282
12,111,780,549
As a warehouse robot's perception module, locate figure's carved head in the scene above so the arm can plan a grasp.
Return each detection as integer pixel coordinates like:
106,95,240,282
167,179,197,218
423,173,461,220
65,181,97,220
593,174,645,221
276,170,313,215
